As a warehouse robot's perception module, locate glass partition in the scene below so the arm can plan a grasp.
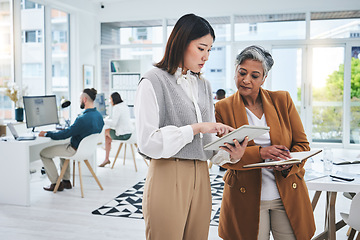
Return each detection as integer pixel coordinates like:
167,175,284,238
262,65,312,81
311,47,344,143
311,11,360,39
101,20,163,45
0,0,13,119
21,0,45,95
270,48,303,115
350,46,360,144
51,9,70,120
234,13,306,41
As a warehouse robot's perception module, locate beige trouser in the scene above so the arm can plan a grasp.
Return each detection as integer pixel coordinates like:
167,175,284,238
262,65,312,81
40,143,76,184
142,158,212,240
258,198,296,240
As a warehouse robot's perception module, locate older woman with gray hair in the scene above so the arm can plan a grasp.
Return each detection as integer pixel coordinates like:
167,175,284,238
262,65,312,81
215,45,315,240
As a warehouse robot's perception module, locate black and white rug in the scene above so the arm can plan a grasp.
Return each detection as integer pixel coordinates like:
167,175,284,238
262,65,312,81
92,174,224,226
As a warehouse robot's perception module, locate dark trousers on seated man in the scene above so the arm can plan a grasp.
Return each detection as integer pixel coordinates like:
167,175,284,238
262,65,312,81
40,143,76,191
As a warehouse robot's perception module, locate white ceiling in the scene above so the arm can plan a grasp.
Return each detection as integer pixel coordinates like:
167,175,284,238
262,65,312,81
90,0,134,3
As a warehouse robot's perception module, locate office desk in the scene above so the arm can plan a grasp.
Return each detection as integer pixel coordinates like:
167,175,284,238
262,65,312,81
0,137,96,206
306,158,360,240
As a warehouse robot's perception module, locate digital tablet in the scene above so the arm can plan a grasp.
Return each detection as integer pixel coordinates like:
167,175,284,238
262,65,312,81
203,125,270,151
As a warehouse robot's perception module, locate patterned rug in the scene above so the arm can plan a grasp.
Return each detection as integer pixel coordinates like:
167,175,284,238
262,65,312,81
92,174,224,226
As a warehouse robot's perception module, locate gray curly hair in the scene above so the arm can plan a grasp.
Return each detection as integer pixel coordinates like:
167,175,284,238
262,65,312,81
235,45,274,77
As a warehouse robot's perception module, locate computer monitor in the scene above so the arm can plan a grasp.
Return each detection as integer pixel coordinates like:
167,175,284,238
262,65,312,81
94,93,106,117
23,95,59,131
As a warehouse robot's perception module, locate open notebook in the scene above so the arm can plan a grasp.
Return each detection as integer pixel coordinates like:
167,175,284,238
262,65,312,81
333,158,360,165
243,149,322,168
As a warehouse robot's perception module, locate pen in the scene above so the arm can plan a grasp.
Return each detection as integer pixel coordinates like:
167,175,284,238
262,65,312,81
275,146,289,152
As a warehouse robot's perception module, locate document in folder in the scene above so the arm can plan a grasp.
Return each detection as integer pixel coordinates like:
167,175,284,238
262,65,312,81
203,125,270,151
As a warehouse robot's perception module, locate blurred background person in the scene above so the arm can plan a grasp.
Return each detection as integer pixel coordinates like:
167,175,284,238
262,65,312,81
215,88,227,171
215,88,226,102
99,92,134,167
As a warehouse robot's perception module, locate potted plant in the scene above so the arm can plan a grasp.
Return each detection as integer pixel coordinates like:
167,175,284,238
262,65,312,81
4,82,27,122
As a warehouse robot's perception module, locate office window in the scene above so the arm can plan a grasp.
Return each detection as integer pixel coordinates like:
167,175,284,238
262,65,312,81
37,30,42,42
249,23,257,33
21,0,42,9
21,1,45,95
311,47,344,143
207,17,231,42
120,47,162,70
101,20,163,45
51,9,70,119
235,13,306,40
0,0,13,119
270,48,303,115
52,30,67,43
203,45,231,93
350,46,360,144
135,28,147,40
25,30,35,42
22,63,43,77
22,30,42,43
311,11,360,39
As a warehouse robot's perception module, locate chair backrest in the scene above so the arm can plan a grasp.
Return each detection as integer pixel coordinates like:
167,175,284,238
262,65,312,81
347,192,360,231
70,133,100,161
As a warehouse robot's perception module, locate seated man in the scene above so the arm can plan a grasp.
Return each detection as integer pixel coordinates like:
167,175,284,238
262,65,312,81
39,88,104,191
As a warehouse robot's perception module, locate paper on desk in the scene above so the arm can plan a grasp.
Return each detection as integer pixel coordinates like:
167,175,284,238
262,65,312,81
333,157,360,165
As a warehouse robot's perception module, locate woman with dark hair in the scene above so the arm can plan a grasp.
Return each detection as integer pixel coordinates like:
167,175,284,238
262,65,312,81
135,13,248,240
99,92,133,167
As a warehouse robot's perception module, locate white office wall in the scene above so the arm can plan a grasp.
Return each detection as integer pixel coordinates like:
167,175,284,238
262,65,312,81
69,11,100,119
71,11,100,120
98,0,360,22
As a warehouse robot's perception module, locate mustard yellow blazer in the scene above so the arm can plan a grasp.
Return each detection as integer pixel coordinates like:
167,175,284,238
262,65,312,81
215,88,315,240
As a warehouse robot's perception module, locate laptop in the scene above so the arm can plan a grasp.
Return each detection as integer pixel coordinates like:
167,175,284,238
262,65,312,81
7,123,36,141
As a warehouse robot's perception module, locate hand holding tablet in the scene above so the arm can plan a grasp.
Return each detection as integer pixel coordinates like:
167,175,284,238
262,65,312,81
204,125,270,151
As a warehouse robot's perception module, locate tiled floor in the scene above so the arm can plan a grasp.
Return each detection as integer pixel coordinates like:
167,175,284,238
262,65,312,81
0,143,353,239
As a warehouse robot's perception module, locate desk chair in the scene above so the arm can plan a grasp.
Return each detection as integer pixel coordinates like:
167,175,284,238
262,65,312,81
111,131,148,172
53,133,103,198
341,193,360,240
